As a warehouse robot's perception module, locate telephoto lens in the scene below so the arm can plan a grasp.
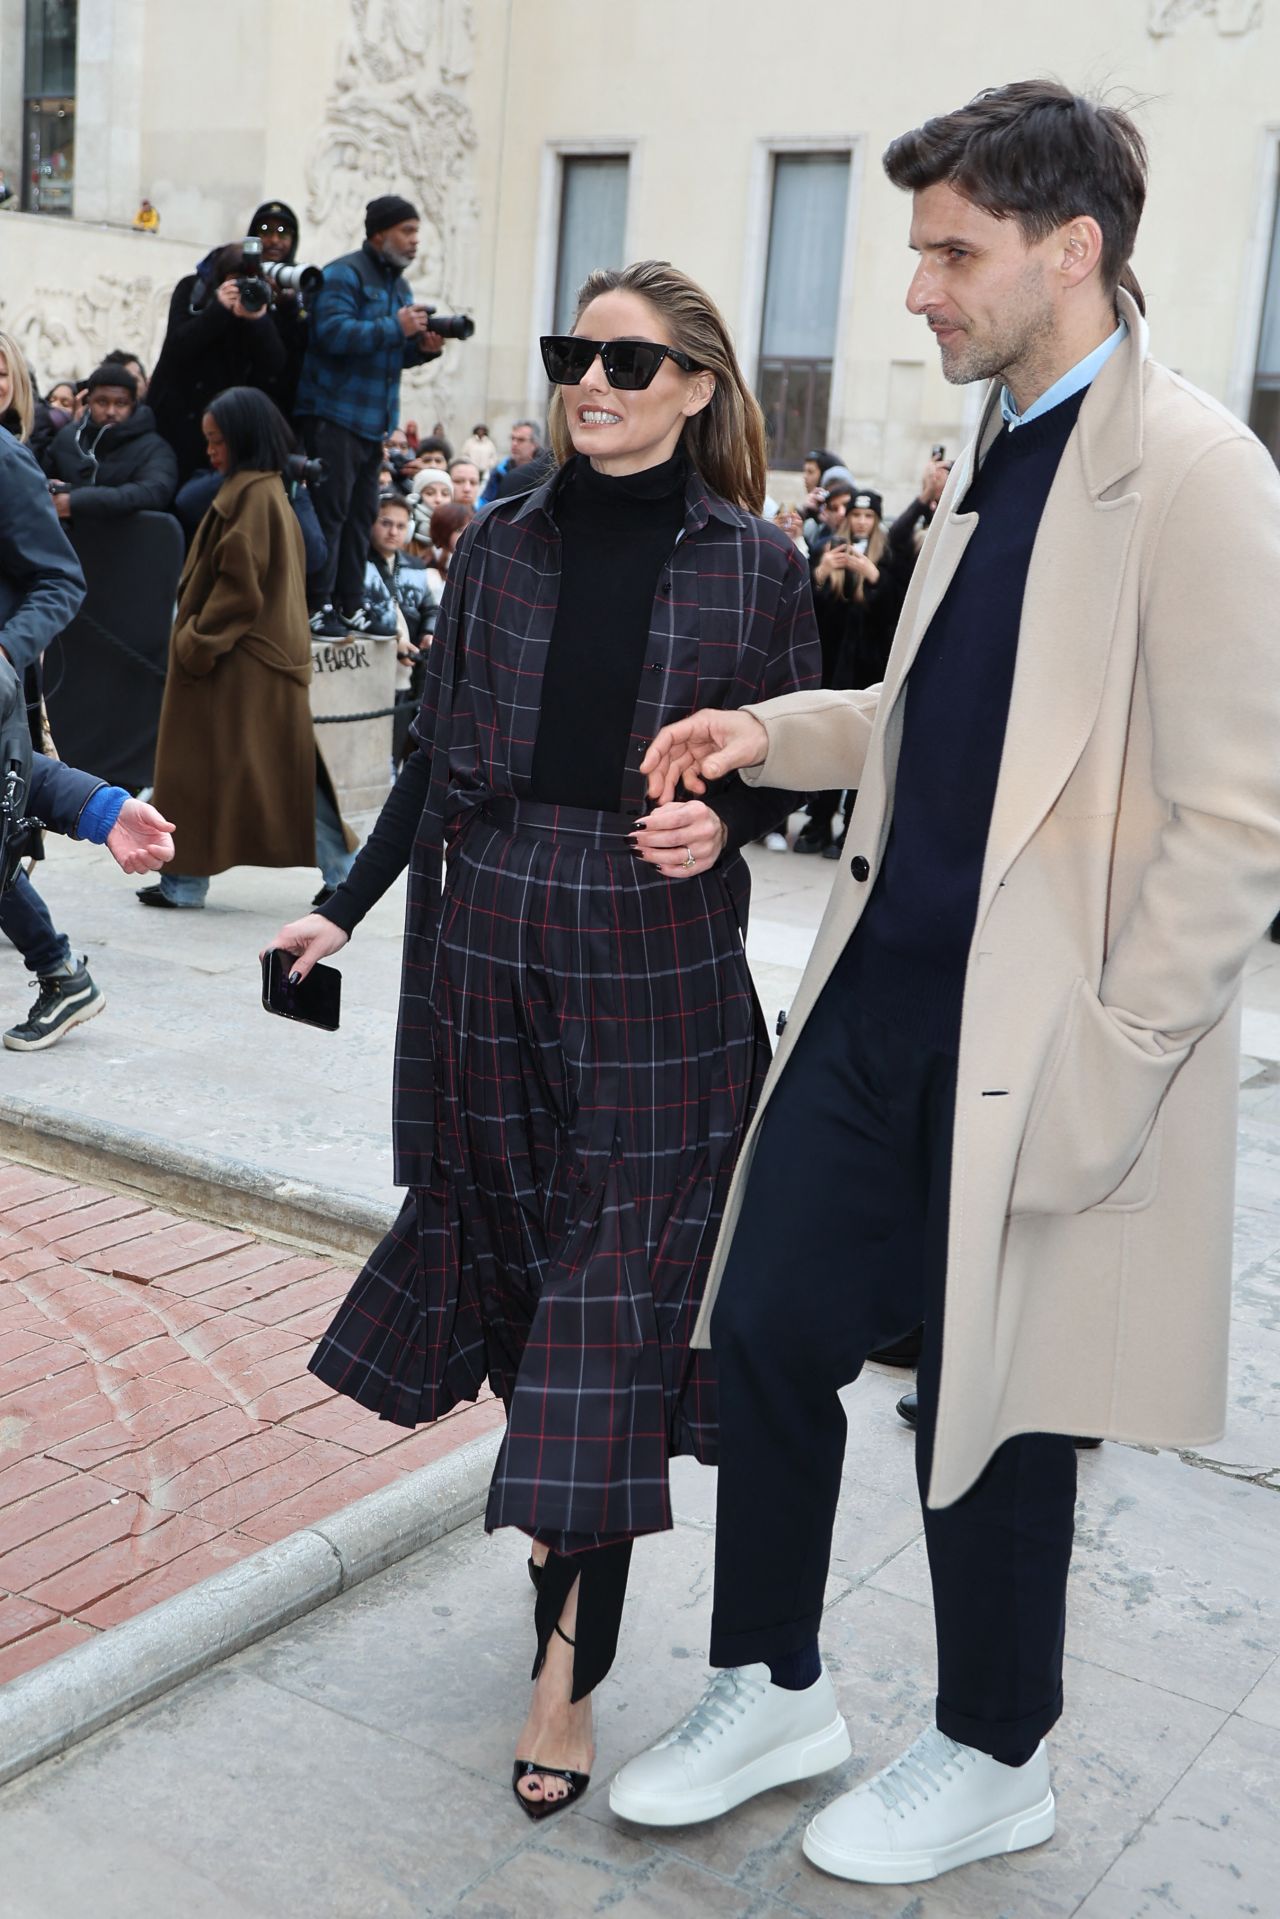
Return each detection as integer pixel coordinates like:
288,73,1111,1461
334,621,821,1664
263,261,324,299
424,306,475,342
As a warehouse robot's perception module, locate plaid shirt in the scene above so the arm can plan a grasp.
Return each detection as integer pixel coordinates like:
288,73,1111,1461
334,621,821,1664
391,460,821,1188
293,243,436,441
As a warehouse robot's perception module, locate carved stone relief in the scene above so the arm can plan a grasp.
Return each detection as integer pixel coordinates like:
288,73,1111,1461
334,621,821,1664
306,0,480,429
0,273,174,386
1148,0,1263,34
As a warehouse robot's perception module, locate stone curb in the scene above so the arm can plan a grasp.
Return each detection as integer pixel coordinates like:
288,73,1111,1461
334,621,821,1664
0,1427,501,1790
0,1097,395,1259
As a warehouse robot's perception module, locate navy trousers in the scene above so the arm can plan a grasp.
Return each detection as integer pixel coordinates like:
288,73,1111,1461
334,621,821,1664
708,940,1078,1764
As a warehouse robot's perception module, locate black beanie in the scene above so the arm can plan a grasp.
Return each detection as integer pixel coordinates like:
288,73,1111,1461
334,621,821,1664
86,362,138,397
365,194,419,238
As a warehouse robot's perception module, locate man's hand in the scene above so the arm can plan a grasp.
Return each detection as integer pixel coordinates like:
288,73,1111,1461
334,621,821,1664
421,330,445,354
631,800,728,879
53,492,71,521
397,305,429,338
106,799,175,874
261,913,349,982
639,708,769,805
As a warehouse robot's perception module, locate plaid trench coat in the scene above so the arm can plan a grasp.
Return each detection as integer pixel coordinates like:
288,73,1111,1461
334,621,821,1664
311,461,821,1546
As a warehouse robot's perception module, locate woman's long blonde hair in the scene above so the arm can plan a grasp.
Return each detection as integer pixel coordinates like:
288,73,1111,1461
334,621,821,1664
547,260,768,513
0,331,36,442
842,518,887,603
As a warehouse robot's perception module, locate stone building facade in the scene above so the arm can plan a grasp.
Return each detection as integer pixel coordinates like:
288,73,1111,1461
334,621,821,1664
2,0,1278,501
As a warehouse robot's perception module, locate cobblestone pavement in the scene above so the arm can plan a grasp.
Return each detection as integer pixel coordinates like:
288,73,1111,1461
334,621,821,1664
0,1160,501,1683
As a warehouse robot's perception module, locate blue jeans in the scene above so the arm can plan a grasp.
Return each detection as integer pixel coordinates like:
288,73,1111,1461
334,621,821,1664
0,872,73,975
158,784,355,903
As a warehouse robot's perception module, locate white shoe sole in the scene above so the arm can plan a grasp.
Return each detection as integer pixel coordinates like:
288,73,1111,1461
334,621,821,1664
609,1713,851,1828
3,989,106,1052
801,1787,1055,1884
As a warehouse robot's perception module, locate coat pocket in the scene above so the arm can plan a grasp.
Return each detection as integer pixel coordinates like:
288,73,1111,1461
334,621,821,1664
1009,977,1189,1217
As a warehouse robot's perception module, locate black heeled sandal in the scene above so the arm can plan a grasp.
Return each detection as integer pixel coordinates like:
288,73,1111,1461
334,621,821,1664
527,1554,542,1592
511,1623,591,1821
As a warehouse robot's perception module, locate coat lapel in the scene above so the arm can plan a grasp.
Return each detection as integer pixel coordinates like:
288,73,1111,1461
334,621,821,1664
975,300,1148,924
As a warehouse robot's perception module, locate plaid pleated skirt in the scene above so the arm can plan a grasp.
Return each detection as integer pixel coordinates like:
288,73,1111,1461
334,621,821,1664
310,796,770,1548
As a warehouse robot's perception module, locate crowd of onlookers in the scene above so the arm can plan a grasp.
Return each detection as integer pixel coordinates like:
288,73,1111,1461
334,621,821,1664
757,445,950,858
0,179,959,1051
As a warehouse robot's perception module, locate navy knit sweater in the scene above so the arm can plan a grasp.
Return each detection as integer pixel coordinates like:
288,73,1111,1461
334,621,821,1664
853,389,1087,1046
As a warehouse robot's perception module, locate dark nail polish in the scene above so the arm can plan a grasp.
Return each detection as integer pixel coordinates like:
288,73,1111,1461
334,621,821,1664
288,971,301,986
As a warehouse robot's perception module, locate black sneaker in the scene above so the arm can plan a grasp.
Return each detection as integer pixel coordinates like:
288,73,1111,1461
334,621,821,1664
4,957,106,1052
311,886,334,908
341,604,379,635
309,604,348,640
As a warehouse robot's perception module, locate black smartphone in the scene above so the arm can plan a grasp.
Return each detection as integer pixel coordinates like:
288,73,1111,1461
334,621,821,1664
261,948,341,1032
931,443,946,461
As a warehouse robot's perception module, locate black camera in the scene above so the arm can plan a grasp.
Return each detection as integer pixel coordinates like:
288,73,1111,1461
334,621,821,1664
424,303,475,342
237,236,271,314
283,453,326,489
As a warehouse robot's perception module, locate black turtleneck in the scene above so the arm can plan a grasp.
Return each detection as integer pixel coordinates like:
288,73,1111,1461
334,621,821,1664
529,450,687,812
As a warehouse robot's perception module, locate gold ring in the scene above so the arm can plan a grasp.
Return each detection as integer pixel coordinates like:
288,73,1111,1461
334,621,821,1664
683,846,695,870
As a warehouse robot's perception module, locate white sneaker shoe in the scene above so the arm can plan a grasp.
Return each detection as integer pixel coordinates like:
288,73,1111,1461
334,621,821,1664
801,1726,1055,1884
609,1664,851,1827
761,831,789,852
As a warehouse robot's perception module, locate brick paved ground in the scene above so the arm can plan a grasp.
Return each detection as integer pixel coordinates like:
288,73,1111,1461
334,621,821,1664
0,1159,502,1686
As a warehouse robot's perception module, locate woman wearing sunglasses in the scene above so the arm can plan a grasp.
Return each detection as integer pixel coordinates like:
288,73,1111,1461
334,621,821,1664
266,258,820,1820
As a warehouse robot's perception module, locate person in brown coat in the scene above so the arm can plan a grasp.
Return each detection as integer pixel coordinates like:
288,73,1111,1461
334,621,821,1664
141,388,355,908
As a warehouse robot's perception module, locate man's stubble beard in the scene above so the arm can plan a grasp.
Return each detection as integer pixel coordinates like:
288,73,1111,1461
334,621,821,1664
937,267,1056,390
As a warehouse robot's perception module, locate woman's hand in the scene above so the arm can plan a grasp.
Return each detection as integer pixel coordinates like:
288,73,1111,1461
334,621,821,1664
106,799,176,874
261,913,349,981
631,800,728,879
639,707,769,804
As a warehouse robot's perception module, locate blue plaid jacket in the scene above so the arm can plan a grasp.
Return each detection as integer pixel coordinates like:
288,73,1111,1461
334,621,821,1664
294,242,438,441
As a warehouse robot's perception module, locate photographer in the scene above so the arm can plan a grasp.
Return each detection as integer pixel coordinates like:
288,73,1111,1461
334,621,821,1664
294,195,453,641
44,363,177,521
247,199,310,420
147,243,288,482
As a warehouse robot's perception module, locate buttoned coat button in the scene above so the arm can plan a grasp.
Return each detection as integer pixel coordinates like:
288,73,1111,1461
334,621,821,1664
849,854,870,881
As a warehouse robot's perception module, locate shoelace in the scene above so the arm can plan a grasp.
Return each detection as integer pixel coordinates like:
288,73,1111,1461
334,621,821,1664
660,1666,768,1753
869,1726,973,1816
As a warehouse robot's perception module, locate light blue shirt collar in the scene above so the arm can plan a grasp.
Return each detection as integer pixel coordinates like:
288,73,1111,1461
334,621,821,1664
1000,320,1127,431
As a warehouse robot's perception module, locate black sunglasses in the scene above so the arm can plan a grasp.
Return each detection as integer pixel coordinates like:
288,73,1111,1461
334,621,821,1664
540,335,703,392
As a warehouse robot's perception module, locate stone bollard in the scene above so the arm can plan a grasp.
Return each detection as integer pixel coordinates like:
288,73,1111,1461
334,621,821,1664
310,634,397,821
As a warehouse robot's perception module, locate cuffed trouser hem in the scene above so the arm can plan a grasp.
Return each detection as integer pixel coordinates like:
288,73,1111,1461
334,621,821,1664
709,1609,824,1672
935,1682,1063,1766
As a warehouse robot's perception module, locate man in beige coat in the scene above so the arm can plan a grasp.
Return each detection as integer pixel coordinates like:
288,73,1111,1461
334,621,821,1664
609,82,1280,1886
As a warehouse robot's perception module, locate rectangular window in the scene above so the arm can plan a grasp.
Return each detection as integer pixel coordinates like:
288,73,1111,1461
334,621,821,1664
553,156,629,334
23,0,77,216
757,152,851,466
1251,170,1280,465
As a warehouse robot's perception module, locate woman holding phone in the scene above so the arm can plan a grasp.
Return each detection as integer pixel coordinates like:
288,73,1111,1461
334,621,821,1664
265,259,820,1820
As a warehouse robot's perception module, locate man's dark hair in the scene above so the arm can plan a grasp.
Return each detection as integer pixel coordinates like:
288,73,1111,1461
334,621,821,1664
103,347,147,379
205,386,296,475
883,81,1147,300
417,433,452,462
376,489,411,513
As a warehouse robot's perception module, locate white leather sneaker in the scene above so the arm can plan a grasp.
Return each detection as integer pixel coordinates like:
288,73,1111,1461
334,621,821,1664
608,1664,851,1827
801,1726,1055,1884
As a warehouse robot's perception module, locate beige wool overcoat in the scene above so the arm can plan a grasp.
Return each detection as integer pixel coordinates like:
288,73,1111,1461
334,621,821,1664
693,291,1280,1508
